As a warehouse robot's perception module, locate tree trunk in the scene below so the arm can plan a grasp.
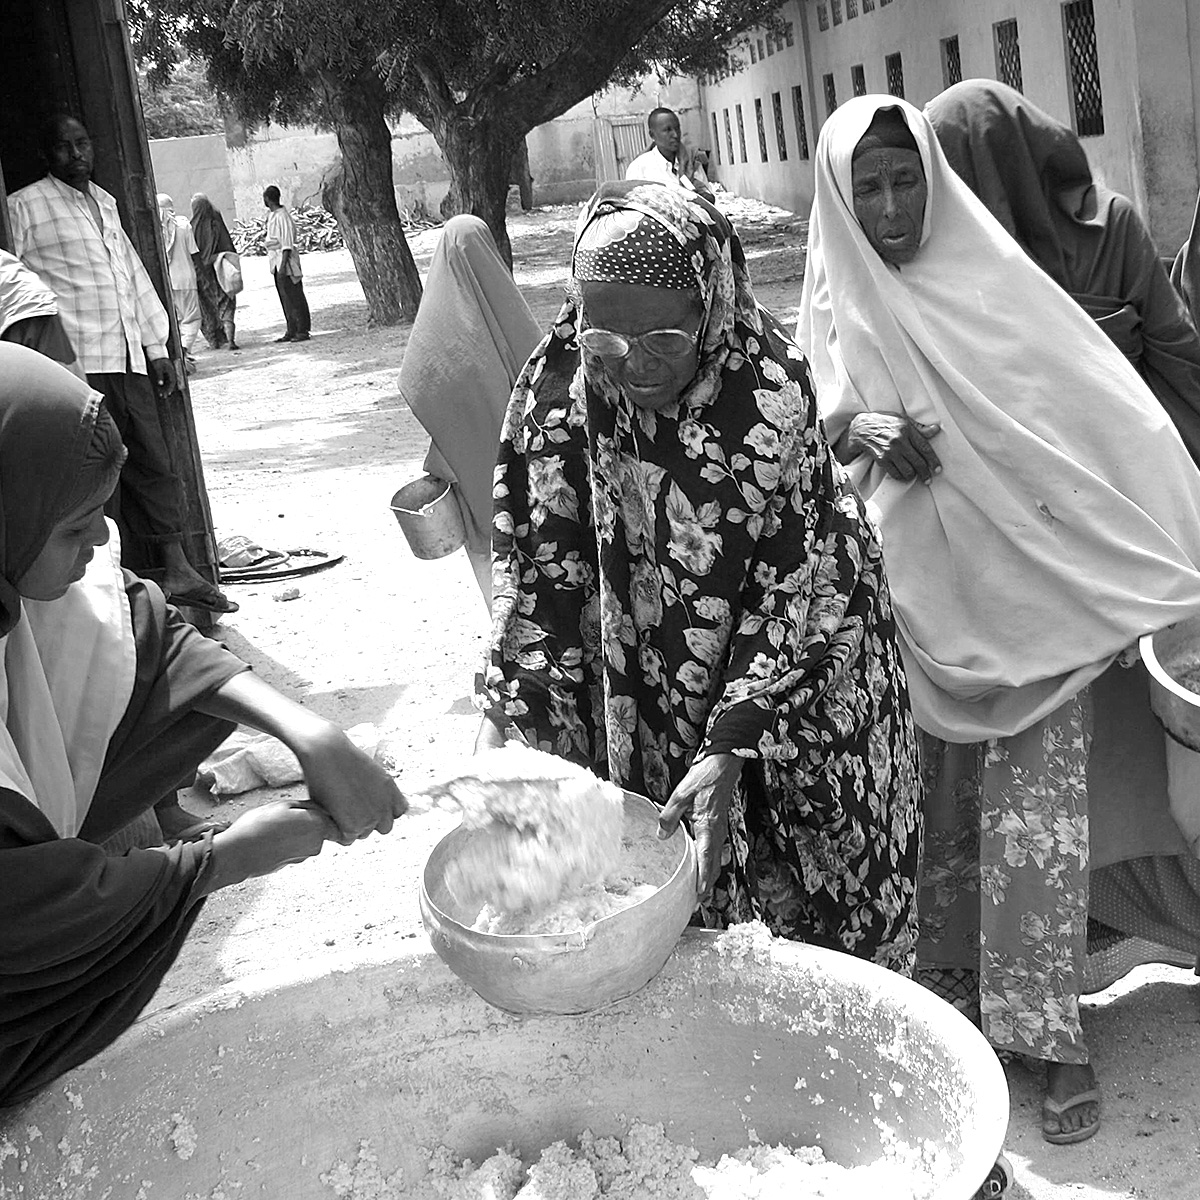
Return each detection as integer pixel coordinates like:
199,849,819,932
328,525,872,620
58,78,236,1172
435,112,523,268
320,69,422,325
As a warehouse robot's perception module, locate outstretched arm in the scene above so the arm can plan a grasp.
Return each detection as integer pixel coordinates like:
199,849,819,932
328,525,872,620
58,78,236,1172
194,672,407,843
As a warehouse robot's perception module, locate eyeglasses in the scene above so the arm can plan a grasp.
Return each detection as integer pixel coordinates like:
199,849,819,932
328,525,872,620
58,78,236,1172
577,327,699,360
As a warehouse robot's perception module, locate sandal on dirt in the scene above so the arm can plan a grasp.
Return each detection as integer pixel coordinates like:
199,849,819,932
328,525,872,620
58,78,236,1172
1042,1088,1101,1145
166,584,241,614
165,818,231,846
217,533,289,572
221,548,344,584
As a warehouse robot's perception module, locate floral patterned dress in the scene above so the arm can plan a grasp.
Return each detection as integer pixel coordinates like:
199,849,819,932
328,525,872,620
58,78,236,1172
479,183,923,971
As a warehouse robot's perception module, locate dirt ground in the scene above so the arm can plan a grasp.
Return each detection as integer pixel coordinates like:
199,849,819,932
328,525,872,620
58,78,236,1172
151,198,1199,1200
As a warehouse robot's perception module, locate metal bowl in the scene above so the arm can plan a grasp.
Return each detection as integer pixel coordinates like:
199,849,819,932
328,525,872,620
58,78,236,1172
1140,615,1200,749
420,790,697,1015
0,932,1008,1200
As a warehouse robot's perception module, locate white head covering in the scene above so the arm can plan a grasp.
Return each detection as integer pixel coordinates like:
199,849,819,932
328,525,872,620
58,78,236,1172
0,250,58,337
5,525,135,836
797,94,1200,741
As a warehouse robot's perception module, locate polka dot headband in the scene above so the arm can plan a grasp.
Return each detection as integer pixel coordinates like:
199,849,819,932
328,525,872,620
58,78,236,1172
573,207,698,291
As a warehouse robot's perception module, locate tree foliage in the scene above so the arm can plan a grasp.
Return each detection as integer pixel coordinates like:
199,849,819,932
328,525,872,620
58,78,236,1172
129,0,783,267
137,58,225,140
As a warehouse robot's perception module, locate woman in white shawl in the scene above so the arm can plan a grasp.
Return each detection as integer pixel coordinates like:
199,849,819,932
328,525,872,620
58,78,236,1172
397,215,541,610
797,95,1200,1145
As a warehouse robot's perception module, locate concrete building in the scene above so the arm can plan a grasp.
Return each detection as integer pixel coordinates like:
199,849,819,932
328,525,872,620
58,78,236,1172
699,0,1200,251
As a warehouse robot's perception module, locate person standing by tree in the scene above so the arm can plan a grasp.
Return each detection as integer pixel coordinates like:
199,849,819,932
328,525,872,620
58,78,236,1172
263,186,311,344
190,193,238,352
625,108,713,199
9,114,236,615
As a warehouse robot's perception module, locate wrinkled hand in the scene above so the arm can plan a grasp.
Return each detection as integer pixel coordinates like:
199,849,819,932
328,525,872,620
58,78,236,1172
204,800,338,894
656,753,743,901
848,412,942,483
294,723,408,844
148,356,176,395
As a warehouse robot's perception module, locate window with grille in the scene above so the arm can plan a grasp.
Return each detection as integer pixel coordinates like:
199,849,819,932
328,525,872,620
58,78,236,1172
784,20,795,45
847,0,858,16
749,39,757,64
832,0,843,24
755,98,769,162
880,0,891,6
758,37,766,58
772,91,788,160
817,3,829,33
723,109,734,167
824,72,838,116
852,64,866,96
792,84,810,159
994,19,1023,92
863,0,875,10
941,35,962,87
735,103,748,162
711,112,721,166
885,52,904,98
766,35,775,56
1063,0,1105,136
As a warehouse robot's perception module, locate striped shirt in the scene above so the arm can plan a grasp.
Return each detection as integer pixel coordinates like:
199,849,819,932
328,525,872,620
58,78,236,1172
8,175,168,375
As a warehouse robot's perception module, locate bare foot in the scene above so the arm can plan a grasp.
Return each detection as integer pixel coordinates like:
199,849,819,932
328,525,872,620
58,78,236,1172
1043,1060,1100,1143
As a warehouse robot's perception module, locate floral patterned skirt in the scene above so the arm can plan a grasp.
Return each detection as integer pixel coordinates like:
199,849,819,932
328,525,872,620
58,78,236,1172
918,697,1091,1064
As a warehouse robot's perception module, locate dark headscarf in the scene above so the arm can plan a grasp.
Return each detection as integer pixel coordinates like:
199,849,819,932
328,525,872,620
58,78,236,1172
926,78,1093,288
854,106,920,158
0,344,106,636
190,193,235,265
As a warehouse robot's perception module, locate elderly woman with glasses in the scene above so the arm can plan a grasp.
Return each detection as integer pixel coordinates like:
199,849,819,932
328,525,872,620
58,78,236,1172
475,182,923,972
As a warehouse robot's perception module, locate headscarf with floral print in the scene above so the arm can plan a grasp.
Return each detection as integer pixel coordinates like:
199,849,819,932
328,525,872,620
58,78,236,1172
479,181,923,970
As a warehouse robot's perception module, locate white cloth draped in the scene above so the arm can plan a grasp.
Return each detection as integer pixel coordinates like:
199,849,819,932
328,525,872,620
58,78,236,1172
0,522,135,836
796,95,1200,741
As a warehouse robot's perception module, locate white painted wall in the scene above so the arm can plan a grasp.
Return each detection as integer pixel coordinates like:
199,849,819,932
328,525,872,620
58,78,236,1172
148,134,236,219
699,0,1200,250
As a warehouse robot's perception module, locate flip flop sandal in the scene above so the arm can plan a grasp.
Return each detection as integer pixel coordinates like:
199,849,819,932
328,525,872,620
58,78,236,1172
165,818,232,846
166,585,241,614
1041,1088,1101,1144
221,549,345,584
217,533,289,571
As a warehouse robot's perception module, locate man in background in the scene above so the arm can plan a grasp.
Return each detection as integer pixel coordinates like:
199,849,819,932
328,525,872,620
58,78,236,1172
263,185,311,344
625,107,714,199
8,113,236,614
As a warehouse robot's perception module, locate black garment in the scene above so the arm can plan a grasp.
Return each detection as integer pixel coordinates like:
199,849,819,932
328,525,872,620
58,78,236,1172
195,262,235,348
0,314,77,368
0,574,246,1108
87,370,184,555
272,267,311,339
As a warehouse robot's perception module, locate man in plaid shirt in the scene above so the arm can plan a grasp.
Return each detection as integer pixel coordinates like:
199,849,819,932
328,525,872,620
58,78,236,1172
8,115,236,614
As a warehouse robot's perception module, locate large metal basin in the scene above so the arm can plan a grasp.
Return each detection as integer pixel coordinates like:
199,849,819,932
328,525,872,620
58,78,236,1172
0,932,1008,1199
1142,615,1200,749
420,790,697,1015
